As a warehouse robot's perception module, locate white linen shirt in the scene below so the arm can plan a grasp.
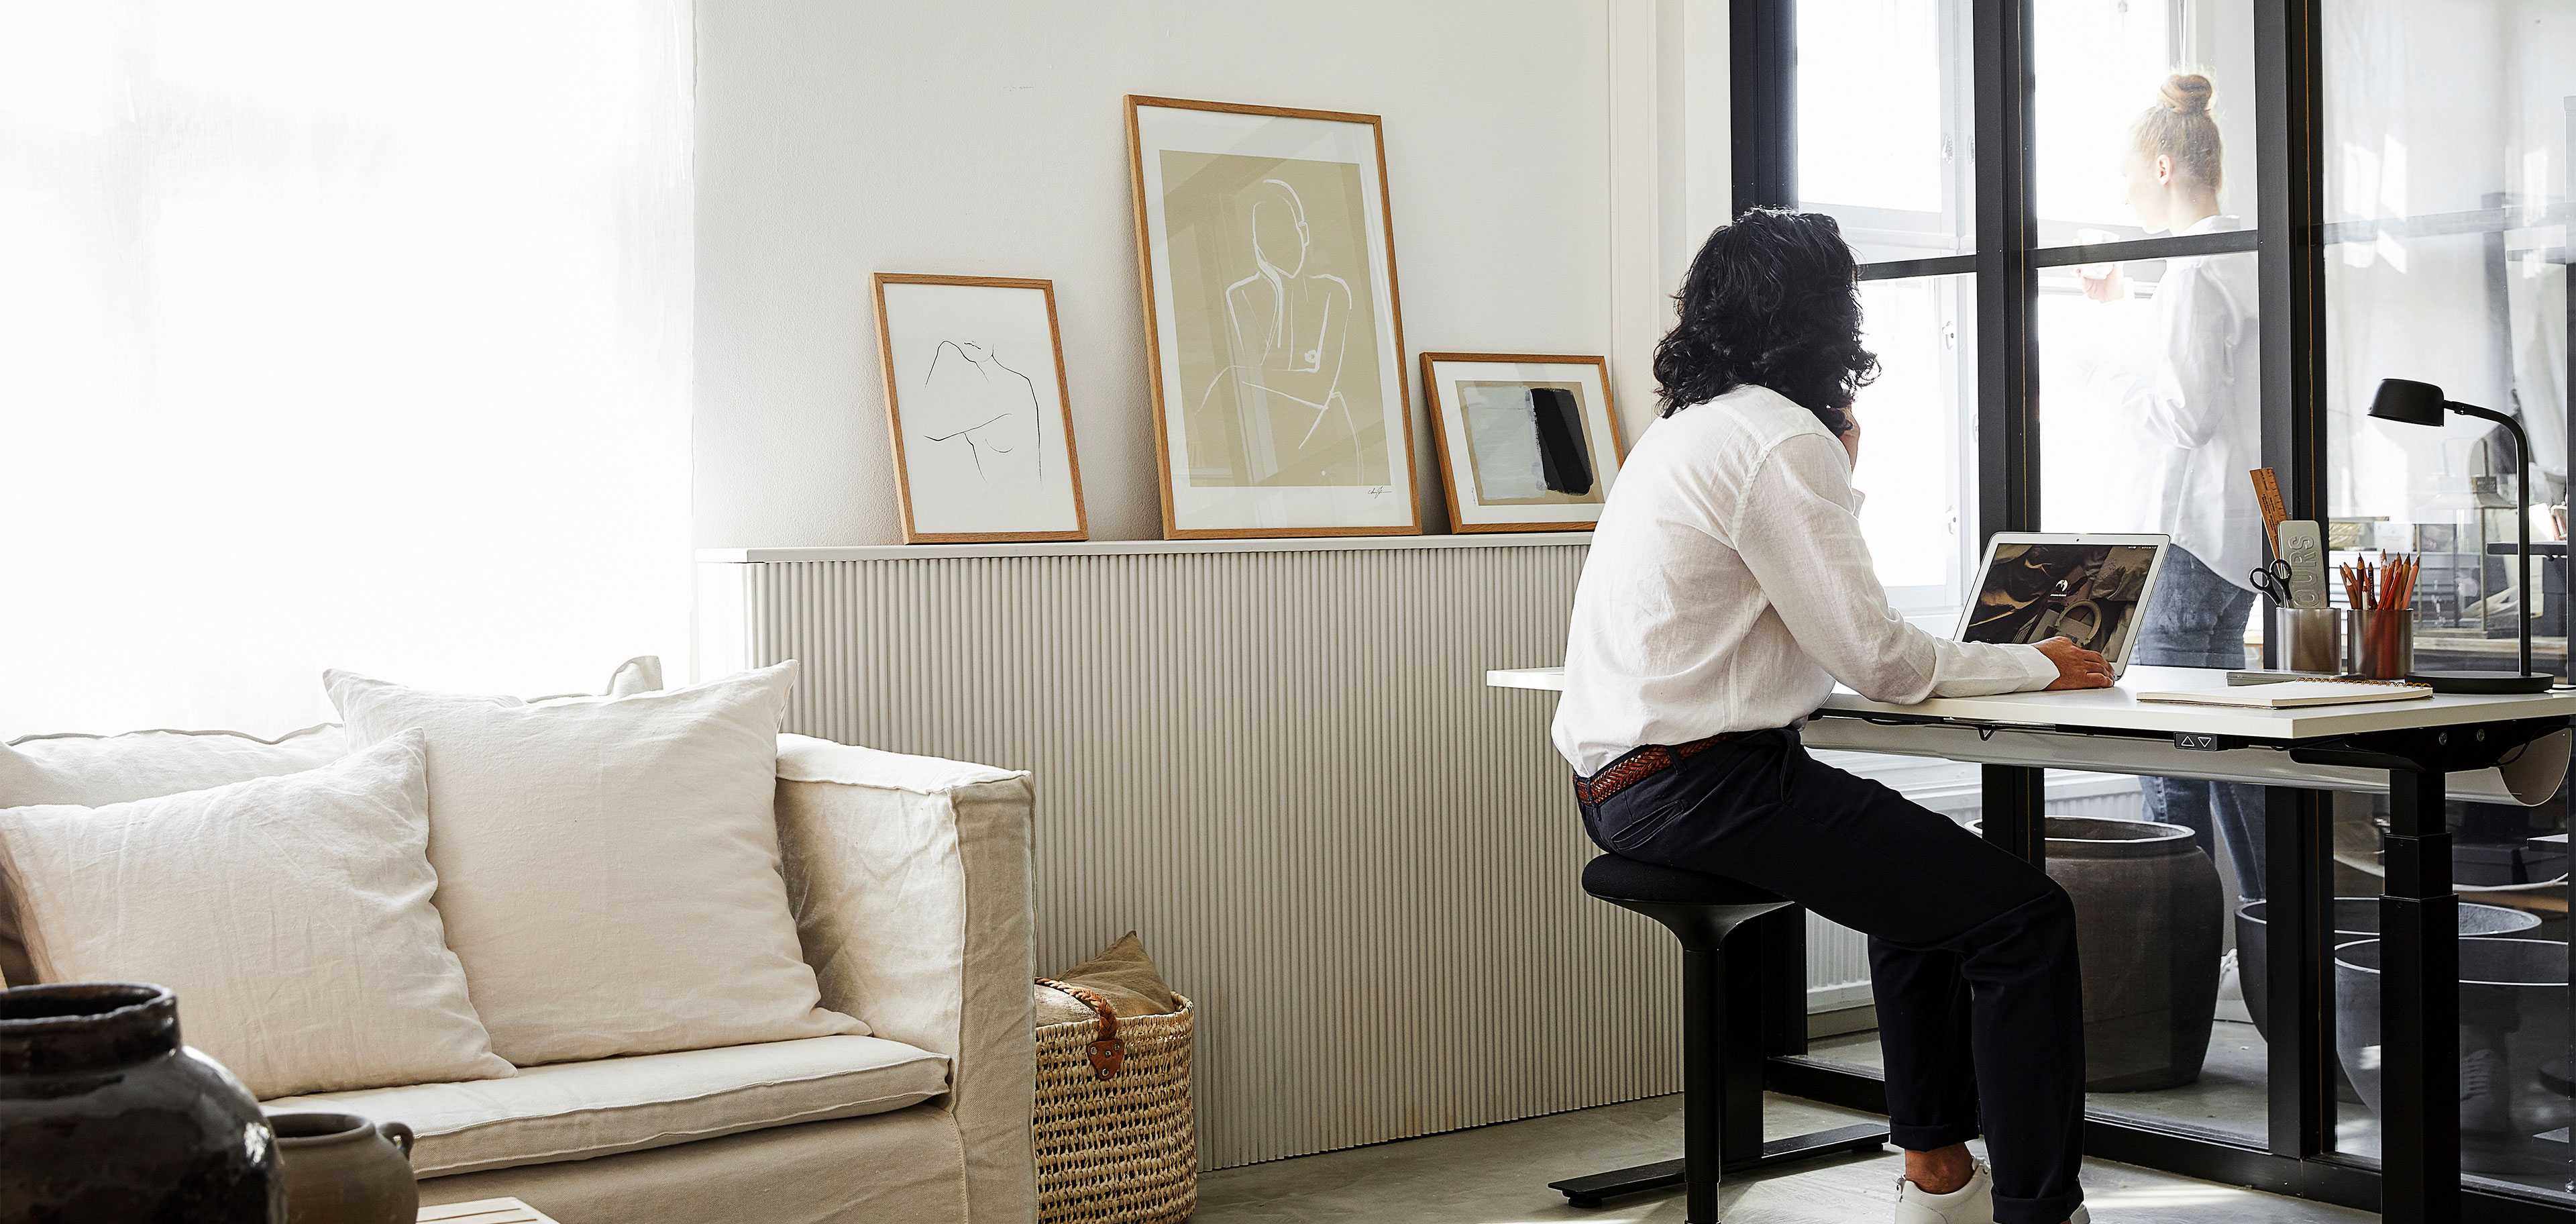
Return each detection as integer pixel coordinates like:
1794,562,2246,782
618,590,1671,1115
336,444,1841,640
1552,385,2060,775
2088,213,2263,589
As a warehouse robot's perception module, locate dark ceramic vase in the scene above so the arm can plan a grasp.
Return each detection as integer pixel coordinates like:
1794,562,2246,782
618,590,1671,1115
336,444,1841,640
0,982,284,1223
2336,936,2573,1177
2237,897,2539,1038
2031,817,2226,1092
269,1111,420,1224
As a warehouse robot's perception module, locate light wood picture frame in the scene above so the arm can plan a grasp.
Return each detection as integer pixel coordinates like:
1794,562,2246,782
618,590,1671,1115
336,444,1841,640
1417,352,1625,533
872,273,1089,544
1126,95,1420,539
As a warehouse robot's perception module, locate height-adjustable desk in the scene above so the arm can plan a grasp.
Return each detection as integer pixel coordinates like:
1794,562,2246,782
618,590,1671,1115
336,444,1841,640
1489,664,2576,1224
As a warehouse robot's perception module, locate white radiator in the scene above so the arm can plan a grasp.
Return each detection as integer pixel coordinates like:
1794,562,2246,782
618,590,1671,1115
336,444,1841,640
700,538,1675,1170
697,539,2141,1168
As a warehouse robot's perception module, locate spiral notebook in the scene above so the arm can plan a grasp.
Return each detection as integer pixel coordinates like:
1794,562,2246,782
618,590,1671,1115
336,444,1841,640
2135,679,2433,709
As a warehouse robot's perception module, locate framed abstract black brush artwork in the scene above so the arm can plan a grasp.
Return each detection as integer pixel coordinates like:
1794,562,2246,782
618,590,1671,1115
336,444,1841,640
1417,352,1625,533
871,273,1089,543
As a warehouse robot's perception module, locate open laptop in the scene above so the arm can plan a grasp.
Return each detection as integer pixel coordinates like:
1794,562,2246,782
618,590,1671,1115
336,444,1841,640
1955,532,2171,681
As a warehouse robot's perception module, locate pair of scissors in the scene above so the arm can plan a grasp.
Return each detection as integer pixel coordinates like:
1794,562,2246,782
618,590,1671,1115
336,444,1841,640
2250,558,2295,605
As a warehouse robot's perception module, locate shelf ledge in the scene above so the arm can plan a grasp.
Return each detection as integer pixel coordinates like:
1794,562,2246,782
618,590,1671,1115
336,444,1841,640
698,531,1594,564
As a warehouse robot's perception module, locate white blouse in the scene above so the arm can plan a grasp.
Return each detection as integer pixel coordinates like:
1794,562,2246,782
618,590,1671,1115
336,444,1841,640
1552,385,2059,776
2082,213,2263,589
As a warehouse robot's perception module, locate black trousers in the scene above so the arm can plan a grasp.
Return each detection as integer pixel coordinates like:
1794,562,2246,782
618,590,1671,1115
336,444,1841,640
1577,727,2088,1224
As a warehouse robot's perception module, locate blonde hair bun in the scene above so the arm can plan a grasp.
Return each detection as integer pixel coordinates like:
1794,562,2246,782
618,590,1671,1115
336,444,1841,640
2160,72,2214,116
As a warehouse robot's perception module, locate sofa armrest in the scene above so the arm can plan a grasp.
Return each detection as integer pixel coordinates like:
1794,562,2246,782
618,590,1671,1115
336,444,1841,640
773,733,1035,1224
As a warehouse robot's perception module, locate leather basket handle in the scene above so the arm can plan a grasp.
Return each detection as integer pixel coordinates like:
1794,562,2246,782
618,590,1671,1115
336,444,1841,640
1036,978,1125,1080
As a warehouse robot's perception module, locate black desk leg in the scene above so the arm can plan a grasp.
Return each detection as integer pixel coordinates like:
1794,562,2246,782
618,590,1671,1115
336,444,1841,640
2382,766,2461,1224
2262,785,2331,1160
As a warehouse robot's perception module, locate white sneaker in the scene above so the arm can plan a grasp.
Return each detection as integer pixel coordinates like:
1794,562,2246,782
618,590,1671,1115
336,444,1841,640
2068,1207,2091,1223
2214,949,2252,1025
1893,1161,1992,1224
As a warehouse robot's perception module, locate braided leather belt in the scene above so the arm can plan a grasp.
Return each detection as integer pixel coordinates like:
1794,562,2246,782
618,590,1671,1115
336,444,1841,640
1571,730,1751,805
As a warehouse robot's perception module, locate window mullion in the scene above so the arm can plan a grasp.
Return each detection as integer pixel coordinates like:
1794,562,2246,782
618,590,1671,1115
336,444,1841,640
1971,0,2037,542
1731,0,1796,212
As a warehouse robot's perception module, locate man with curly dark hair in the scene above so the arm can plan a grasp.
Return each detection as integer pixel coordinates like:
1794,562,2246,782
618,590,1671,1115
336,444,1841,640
1554,209,2102,1224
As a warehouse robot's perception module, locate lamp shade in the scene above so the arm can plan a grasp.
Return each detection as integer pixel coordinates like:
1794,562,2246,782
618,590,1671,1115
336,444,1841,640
2369,378,2448,427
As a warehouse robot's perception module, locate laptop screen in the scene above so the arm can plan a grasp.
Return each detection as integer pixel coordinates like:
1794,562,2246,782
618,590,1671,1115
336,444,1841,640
1961,542,2162,664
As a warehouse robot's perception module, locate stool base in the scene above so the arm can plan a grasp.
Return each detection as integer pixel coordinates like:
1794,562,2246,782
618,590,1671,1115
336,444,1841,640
1549,1123,1891,1209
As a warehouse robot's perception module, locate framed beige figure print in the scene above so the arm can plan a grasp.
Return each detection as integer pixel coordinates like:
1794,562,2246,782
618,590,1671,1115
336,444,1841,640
1418,353,1625,533
872,274,1088,543
1126,95,1419,538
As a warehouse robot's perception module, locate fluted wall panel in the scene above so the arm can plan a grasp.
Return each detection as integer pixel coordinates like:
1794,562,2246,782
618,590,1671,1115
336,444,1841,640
710,542,1685,1170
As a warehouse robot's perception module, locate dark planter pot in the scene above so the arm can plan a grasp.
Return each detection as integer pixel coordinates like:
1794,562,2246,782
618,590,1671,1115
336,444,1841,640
1982,816,2224,1092
269,1111,419,1224
0,982,284,1223
2335,937,2573,1177
2238,897,2539,1037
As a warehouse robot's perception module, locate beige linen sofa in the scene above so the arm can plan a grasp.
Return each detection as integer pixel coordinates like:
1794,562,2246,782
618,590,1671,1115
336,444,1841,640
1,725,1038,1224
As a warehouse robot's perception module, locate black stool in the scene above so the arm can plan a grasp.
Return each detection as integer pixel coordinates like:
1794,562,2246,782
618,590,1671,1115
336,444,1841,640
1552,854,1890,1221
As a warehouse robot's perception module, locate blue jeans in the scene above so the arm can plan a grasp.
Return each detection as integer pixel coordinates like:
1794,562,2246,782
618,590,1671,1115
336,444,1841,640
2133,546,2267,901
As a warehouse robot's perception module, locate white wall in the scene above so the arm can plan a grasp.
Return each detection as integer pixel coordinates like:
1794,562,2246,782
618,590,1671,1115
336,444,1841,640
693,1,1634,546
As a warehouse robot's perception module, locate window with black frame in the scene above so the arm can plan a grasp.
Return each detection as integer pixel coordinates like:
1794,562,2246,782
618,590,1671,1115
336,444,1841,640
1754,0,1986,1090
1756,0,2282,1148
2031,0,2273,1152
2314,0,2573,1201
1737,0,2576,1213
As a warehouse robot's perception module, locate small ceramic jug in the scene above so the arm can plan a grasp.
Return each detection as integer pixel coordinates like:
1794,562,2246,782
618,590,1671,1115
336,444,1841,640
266,1111,419,1224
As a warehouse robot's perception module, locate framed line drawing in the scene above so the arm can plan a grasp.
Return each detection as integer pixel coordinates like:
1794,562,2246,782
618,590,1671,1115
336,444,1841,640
871,274,1088,543
1126,95,1419,539
1417,352,1625,533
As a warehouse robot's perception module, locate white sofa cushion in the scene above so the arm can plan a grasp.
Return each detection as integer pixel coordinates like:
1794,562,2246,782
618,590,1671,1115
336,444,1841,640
0,731,514,1099
327,662,862,1066
0,722,350,808
0,657,663,987
268,1035,949,1178
0,656,662,808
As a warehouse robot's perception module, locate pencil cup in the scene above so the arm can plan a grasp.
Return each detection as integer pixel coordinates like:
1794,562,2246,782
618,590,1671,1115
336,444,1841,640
2347,609,2414,680
2274,607,2342,674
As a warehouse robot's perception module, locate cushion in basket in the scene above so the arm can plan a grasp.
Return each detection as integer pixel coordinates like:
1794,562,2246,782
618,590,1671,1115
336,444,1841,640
0,731,513,1099
266,1034,949,1177
327,661,862,1066
1036,931,1179,1025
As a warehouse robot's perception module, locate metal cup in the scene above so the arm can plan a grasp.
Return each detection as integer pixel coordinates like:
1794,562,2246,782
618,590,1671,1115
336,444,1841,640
2347,609,2416,680
2273,607,2343,674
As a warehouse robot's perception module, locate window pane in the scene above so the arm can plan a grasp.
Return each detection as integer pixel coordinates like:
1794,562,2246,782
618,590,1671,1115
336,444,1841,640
2047,772,2270,1148
1802,272,1978,1080
1808,772,2274,1152
2324,232,2569,686
2031,233,2269,1143
1793,0,1973,262
2320,0,2573,1196
2033,1,2261,246
2039,246,2267,634
1856,273,1976,604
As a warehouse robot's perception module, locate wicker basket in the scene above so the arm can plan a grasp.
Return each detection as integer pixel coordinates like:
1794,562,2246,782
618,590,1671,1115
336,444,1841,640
1032,985,1196,1224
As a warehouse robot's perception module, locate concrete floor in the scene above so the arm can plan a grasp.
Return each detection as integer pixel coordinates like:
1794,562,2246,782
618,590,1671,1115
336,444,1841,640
1195,1092,2372,1223
1807,1020,2273,1148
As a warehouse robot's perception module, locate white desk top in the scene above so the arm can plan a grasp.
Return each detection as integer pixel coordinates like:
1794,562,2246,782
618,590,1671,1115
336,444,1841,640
1485,664,2576,740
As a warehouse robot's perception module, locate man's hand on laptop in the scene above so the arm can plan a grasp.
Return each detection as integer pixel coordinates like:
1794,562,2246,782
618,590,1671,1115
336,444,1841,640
2035,636,2114,691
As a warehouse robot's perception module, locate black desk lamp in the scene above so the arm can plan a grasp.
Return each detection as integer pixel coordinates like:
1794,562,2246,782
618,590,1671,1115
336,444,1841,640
2367,377,2554,693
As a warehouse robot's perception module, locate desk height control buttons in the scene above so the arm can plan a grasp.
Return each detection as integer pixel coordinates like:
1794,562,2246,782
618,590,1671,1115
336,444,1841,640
2174,731,2224,752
